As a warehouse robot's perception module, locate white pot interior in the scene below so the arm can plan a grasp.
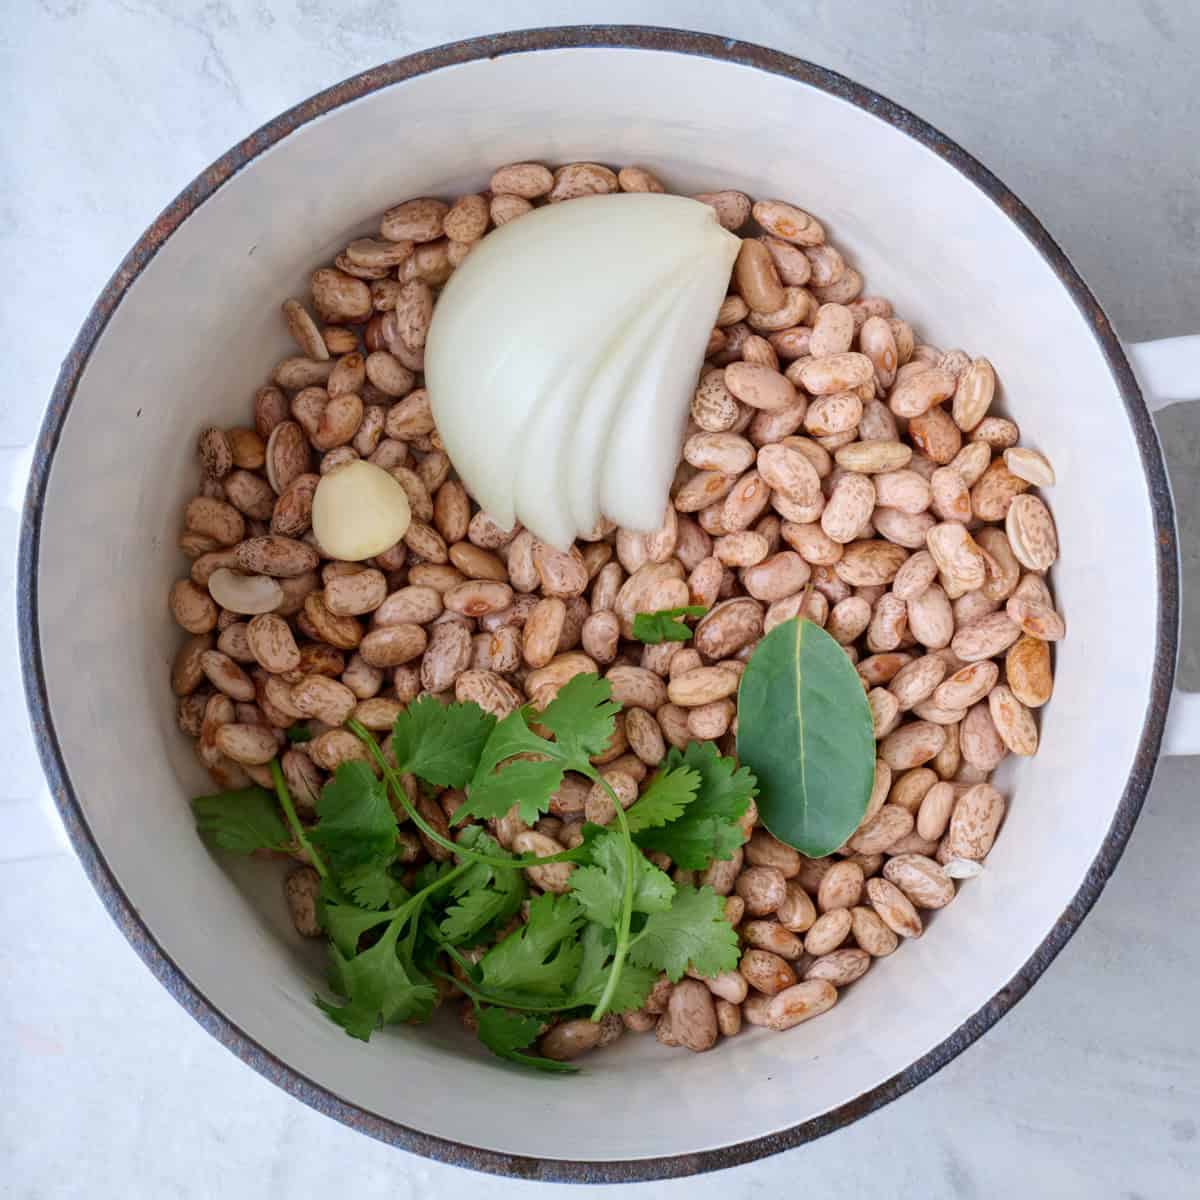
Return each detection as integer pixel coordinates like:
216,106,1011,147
33,46,1162,1163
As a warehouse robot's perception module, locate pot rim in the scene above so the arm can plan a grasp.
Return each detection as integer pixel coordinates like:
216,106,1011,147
16,24,1179,1184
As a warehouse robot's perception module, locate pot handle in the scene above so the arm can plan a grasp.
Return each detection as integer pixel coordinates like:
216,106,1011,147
1128,335,1200,756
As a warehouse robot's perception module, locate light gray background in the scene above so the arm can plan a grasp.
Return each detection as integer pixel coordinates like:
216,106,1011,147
2,3,1197,1197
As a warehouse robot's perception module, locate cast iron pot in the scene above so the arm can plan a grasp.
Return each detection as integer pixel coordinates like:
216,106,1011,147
19,25,1199,1184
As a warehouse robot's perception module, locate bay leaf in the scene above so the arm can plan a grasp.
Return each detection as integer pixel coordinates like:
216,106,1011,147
735,617,875,857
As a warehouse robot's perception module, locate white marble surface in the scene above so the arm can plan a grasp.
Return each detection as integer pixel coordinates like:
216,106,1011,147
2,3,1198,1197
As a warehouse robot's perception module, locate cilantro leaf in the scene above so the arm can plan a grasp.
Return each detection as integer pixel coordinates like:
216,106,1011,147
309,761,397,875
601,961,659,1015
573,923,658,1014
438,831,526,944
317,922,437,1039
569,829,674,928
318,883,397,957
462,755,566,825
535,673,621,764
285,723,313,743
631,605,708,644
624,765,701,833
633,741,756,870
411,859,451,894
628,885,741,981
572,922,613,1000
475,1006,577,1074
192,786,290,854
390,696,496,788
462,674,618,824
339,859,403,910
442,839,505,899
471,708,553,770
479,893,584,998
440,887,516,945
444,827,504,896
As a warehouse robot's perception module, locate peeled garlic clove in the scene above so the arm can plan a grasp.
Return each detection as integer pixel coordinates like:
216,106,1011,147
311,460,411,561
207,568,284,615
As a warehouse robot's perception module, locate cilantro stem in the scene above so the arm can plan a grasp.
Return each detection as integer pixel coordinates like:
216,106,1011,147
434,970,587,1015
432,933,478,979
325,859,473,947
580,767,636,1022
348,721,585,871
270,758,329,880
359,860,474,957
403,902,424,961
421,919,520,1001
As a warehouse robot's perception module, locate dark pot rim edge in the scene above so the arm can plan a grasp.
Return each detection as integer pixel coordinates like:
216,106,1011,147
16,24,1179,1186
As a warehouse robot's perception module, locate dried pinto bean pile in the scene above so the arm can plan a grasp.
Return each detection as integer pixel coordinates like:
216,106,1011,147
170,160,1063,1058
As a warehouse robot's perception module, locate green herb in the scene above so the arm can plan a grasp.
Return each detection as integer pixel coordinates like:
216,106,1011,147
456,676,636,1018
572,923,658,1013
348,689,598,875
317,917,438,1039
314,858,472,1039
194,674,753,1071
461,674,621,823
388,694,496,787
192,786,290,854
736,617,875,857
309,761,397,875
340,676,667,1022
627,885,741,981
475,1006,577,1074
623,766,701,833
285,723,313,743
350,736,583,873
338,861,405,911
479,893,585,999
568,827,674,928
439,882,519,945
631,605,708,644
390,676,652,1019
449,676,720,1020
631,741,755,869
319,882,402,956
437,828,526,945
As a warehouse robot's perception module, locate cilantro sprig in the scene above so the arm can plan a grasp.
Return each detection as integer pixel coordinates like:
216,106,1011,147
632,741,756,869
316,858,474,1038
192,673,754,1071
450,675,640,1019
349,709,581,872
631,605,708,644
456,674,621,823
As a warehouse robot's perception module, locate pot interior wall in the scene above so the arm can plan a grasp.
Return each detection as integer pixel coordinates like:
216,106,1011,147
33,46,1160,1162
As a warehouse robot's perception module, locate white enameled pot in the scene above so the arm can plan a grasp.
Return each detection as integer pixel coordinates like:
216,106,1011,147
16,28,1199,1184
